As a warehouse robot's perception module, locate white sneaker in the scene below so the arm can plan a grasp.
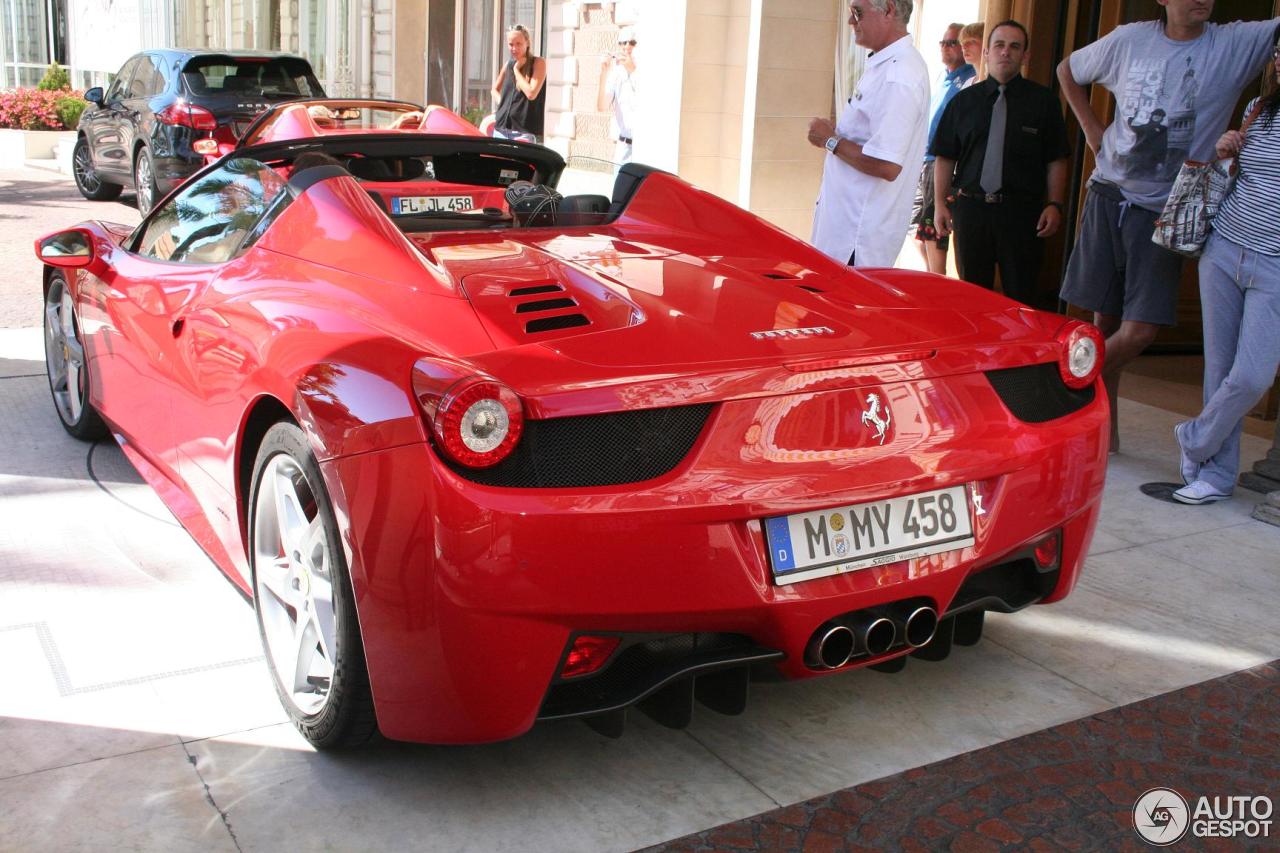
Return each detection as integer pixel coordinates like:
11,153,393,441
1173,422,1198,486
1172,480,1231,505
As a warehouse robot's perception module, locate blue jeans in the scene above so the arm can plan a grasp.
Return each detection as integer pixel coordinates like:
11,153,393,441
1177,233,1280,492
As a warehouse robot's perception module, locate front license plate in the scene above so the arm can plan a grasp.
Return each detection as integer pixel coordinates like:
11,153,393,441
764,485,975,585
392,195,474,214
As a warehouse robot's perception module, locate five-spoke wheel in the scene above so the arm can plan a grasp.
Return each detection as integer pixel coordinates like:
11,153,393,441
43,272,107,440
250,422,376,747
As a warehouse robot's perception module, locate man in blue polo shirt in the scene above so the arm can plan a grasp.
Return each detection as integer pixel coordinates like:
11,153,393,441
911,22,975,274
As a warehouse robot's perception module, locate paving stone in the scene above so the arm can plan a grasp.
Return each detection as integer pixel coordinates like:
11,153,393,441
644,660,1280,852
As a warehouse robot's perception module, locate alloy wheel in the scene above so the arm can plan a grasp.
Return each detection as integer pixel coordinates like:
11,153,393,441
135,152,154,215
44,277,87,426
73,143,100,195
252,453,338,717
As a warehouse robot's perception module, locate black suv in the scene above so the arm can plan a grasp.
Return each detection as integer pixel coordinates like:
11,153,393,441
73,49,325,214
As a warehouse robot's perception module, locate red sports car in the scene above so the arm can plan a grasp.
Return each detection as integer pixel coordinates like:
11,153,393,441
37,133,1109,748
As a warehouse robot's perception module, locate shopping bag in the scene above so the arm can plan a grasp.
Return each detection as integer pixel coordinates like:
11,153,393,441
1151,158,1235,257
1152,99,1265,258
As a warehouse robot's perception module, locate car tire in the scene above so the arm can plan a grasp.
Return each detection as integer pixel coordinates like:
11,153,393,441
71,137,123,202
43,271,108,440
249,421,378,749
133,146,159,216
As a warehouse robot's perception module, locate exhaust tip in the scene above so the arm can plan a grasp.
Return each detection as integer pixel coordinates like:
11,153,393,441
807,624,856,669
904,606,939,648
863,617,897,656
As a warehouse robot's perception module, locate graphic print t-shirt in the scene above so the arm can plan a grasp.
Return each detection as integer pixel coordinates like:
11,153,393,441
1069,19,1279,210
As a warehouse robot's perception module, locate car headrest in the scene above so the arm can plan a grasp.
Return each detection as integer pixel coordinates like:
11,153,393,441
392,157,427,180
609,162,662,215
345,157,394,181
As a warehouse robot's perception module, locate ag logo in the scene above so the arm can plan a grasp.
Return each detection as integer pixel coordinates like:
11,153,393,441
1134,787,1190,846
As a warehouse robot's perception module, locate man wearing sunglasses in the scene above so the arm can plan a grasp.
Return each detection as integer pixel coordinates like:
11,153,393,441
808,0,929,268
911,23,976,275
598,26,639,164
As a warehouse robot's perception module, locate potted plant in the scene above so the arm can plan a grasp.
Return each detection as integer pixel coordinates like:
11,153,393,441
0,63,87,170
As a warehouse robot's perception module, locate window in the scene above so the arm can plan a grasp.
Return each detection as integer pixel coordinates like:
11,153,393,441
126,56,162,99
181,57,325,98
134,159,288,265
104,57,140,103
453,0,542,115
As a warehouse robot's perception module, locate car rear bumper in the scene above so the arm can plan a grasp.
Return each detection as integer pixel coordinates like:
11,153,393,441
323,375,1109,744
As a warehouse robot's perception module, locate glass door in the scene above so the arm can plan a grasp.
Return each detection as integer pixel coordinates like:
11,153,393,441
460,0,497,122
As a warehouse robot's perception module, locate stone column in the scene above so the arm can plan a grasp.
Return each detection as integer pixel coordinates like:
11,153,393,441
1241,417,1280,525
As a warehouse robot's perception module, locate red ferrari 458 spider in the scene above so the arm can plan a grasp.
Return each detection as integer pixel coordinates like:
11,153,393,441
37,131,1108,748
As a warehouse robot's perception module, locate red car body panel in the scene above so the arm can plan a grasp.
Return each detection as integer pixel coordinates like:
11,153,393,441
44,151,1109,744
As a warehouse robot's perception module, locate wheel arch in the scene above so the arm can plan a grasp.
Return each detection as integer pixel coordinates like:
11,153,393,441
235,394,297,556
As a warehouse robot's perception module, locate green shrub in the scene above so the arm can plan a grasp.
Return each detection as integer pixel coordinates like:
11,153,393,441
55,94,87,130
37,62,71,92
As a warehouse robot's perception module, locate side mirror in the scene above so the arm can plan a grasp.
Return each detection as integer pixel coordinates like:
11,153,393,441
84,87,104,106
36,230,94,268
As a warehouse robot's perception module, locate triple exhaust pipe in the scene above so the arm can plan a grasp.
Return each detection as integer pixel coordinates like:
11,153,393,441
804,604,939,670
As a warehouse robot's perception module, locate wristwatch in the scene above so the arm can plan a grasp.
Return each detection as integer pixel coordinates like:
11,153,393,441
824,136,840,153
1044,201,1065,212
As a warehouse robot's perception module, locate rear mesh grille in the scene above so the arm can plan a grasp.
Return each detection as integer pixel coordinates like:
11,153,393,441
985,362,1095,423
444,403,714,488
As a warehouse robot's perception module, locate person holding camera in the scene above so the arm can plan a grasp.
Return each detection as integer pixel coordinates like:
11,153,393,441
598,26,639,163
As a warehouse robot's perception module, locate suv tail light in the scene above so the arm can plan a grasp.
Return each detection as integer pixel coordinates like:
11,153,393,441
412,358,524,468
1055,320,1104,390
157,101,217,132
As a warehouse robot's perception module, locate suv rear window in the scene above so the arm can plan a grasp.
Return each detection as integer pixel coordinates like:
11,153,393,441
181,57,325,98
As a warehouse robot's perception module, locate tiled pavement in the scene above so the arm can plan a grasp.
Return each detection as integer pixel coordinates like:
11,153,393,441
648,660,1280,852
2,168,1279,851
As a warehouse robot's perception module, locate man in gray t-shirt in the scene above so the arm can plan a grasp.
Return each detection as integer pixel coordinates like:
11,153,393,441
1057,2,1279,453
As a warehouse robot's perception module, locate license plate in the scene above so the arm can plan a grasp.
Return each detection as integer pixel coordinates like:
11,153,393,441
392,195,474,214
764,485,974,585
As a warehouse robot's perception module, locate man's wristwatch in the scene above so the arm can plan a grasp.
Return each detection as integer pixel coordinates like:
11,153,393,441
825,136,840,153
1044,201,1065,212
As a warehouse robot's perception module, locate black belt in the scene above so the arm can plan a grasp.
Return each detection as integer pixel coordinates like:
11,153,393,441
957,186,1034,203
619,136,633,145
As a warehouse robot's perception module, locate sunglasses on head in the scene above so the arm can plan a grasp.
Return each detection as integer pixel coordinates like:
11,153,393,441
619,39,636,46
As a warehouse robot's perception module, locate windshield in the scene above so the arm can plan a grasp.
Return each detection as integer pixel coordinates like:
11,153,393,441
182,57,325,99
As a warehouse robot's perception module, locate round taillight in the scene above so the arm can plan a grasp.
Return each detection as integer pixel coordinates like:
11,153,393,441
1056,321,1104,389
433,378,523,468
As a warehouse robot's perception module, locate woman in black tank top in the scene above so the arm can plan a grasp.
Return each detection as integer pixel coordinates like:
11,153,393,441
491,24,546,142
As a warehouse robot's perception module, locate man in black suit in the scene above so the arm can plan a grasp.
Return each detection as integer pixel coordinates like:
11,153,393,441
931,20,1070,308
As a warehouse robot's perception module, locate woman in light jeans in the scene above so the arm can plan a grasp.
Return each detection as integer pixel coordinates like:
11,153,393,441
1173,42,1280,504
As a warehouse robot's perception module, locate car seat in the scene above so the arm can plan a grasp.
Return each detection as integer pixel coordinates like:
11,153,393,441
557,194,610,226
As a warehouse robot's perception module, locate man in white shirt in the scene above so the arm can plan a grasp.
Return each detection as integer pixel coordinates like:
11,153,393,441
598,26,639,164
808,0,930,267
